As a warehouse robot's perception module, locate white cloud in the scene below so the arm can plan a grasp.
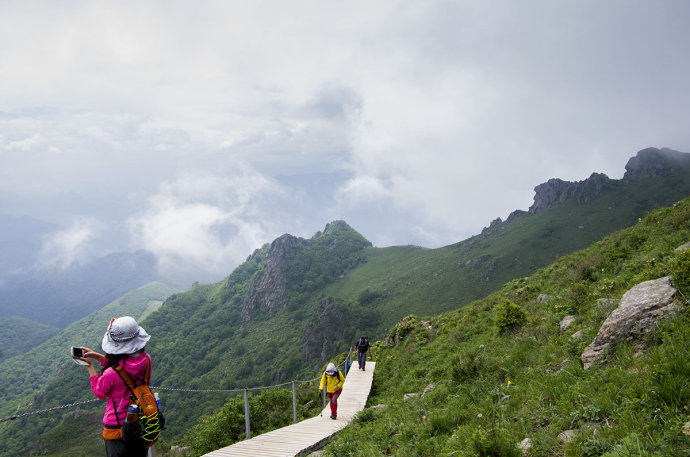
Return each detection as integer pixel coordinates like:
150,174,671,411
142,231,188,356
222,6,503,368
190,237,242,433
127,165,285,282
37,218,101,268
5,134,44,151
1,0,689,280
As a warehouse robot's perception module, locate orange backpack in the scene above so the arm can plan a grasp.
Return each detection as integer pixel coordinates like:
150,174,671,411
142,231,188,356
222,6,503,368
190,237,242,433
113,356,165,448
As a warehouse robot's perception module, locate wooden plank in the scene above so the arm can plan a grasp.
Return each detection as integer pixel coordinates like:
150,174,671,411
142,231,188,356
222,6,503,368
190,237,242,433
202,362,375,457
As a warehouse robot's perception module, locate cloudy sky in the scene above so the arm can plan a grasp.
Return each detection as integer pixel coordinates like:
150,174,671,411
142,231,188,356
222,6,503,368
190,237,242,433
1,1,689,283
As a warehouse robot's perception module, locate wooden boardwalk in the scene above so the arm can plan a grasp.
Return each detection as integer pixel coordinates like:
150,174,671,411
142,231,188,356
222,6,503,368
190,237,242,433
202,362,376,457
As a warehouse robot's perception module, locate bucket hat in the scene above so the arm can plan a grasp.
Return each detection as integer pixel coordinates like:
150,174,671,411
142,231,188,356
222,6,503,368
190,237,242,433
326,362,336,375
101,316,150,355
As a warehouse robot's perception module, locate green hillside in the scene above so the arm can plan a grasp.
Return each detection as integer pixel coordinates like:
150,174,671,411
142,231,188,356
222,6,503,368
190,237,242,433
0,282,179,457
320,198,690,456
0,317,59,360
156,198,689,456
323,172,690,328
3,150,689,456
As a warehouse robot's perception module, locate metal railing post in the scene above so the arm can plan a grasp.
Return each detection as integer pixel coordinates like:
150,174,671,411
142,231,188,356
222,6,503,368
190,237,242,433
345,346,353,376
243,388,251,440
292,381,297,424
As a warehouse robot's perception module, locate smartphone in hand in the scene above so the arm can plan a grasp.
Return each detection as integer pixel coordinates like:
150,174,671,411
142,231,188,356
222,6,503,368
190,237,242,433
71,347,88,365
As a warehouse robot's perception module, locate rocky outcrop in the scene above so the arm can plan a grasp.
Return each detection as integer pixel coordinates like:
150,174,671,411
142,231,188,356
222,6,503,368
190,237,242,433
527,147,689,214
241,234,306,320
623,147,690,181
581,277,678,369
301,297,349,364
529,173,612,214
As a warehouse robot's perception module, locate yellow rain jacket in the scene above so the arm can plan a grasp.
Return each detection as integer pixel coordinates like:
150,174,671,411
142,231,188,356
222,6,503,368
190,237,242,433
319,370,345,393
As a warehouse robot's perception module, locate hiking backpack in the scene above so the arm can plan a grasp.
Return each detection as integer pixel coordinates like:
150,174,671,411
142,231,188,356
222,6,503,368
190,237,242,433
114,356,165,449
357,337,369,351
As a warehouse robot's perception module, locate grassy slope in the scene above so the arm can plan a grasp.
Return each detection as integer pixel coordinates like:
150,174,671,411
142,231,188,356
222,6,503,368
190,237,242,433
0,317,60,360
15,174,689,456
325,175,690,332
322,198,690,456
0,281,179,457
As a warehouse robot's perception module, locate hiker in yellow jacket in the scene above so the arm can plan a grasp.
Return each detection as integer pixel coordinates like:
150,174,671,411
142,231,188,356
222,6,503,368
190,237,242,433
319,362,345,419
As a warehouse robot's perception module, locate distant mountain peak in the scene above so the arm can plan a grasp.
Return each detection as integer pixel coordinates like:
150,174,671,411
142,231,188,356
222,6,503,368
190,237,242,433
240,220,369,321
529,147,689,214
312,220,356,239
623,147,690,181
529,172,612,214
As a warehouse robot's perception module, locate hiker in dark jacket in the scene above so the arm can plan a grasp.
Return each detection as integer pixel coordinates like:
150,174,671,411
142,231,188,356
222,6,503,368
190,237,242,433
355,336,371,370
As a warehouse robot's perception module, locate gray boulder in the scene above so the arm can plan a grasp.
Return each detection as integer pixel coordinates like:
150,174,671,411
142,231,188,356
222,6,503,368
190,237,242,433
582,277,678,369
537,294,552,303
560,315,576,331
675,241,690,253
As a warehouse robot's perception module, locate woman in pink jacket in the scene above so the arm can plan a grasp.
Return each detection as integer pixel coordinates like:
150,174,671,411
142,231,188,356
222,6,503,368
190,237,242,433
79,316,152,457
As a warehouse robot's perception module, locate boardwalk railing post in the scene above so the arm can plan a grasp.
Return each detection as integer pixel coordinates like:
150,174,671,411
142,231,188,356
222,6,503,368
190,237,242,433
292,381,297,424
243,388,251,440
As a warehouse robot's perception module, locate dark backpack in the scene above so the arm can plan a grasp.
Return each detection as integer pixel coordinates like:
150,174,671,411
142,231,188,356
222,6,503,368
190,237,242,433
114,356,165,449
357,337,369,352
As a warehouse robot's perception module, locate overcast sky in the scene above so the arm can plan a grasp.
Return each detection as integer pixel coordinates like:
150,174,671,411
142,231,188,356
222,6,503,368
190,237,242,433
1,1,689,283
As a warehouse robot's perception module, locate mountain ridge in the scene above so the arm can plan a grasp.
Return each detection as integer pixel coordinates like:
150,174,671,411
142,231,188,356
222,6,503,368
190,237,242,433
0,146,689,456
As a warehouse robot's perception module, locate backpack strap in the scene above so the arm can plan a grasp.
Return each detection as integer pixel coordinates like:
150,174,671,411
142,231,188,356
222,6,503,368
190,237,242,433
114,353,151,394
111,397,121,427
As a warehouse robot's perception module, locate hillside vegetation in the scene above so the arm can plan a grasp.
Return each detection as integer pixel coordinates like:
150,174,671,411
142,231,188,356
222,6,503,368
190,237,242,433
321,198,690,456
3,149,689,456
0,317,59,360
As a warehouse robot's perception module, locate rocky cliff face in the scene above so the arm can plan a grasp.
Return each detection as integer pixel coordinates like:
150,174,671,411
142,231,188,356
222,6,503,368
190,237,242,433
529,147,689,214
238,220,370,322
241,233,306,320
623,147,690,180
300,297,350,364
529,172,613,214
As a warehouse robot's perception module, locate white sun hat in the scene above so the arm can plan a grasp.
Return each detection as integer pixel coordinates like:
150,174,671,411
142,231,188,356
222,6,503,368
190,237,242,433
326,362,336,375
101,316,151,355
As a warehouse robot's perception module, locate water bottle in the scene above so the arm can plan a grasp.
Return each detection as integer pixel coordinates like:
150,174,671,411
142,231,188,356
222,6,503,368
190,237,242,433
126,404,138,423
154,393,160,410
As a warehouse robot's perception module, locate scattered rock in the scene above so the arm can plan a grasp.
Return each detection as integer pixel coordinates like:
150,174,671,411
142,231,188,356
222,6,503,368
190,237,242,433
403,393,419,401
423,383,435,396
371,404,387,410
551,358,570,373
518,437,532,455
582,277,678,370
560,315,576,331
557,429,577,444
169,446,189,456
570,330,584,340
537,294,552,303
675,241,690,253
683,420,690,436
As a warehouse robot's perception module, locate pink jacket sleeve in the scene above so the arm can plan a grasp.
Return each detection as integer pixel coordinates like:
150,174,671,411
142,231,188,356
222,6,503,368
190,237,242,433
90,372,114,400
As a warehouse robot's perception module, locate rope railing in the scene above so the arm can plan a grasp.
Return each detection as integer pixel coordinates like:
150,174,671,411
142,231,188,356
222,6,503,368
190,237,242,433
0,398,103,424
0,347,356,436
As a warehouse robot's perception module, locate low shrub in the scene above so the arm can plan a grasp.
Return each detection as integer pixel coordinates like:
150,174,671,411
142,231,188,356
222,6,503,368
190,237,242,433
494,299,527,335
670,249,690,299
